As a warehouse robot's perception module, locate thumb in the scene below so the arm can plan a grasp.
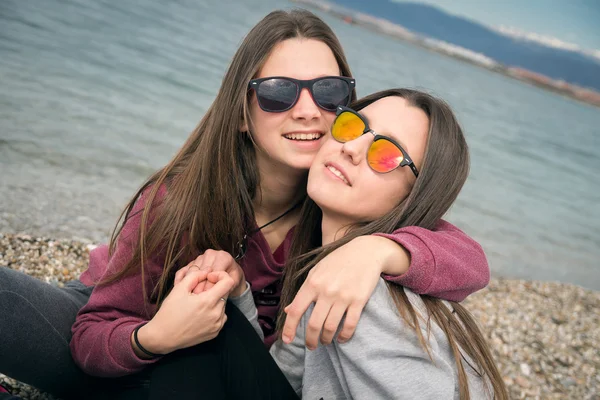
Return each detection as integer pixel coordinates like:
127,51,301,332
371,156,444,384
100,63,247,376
180,270,209,293
204,271,235,300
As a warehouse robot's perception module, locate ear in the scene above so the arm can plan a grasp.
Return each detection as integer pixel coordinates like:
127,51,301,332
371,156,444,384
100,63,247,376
240,118,249,133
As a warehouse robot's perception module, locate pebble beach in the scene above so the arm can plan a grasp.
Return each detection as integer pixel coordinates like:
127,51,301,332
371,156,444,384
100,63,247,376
1,233,599,399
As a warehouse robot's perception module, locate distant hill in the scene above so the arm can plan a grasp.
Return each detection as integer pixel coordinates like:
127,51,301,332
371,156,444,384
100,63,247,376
331,0,600,91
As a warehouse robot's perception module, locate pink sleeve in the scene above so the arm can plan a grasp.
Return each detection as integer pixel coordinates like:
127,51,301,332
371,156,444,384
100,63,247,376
374,220,490,302
70,188,166,377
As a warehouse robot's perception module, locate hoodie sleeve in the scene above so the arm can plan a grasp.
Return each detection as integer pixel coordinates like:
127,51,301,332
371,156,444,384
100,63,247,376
228,282,264,341
376,219,489,302
70,187,167,377
269,318,306,397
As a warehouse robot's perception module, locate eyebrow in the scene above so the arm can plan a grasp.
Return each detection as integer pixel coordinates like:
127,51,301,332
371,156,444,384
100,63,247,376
361,112,410,150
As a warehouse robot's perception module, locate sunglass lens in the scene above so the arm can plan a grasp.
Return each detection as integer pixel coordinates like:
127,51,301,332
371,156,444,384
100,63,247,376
256,79,298,112
312,78,351,111
332,111,365,142
368,139,404,173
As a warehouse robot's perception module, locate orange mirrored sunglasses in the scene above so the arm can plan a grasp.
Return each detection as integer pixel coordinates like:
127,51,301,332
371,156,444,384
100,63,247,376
331,106,419,177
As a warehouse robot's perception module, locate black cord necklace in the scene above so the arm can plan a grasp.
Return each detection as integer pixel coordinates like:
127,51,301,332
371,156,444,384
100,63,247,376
235,201,302,260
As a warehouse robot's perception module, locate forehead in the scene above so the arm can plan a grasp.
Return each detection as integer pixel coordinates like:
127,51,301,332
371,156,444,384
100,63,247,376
258,38,341,79
361,97,429,151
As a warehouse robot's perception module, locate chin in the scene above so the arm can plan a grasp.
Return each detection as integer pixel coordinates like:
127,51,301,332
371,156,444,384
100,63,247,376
307,177,331,206
286,156,316,172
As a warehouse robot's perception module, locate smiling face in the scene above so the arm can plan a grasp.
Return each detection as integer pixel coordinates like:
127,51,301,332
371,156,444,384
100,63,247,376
246,38,343,174
307,96,430,228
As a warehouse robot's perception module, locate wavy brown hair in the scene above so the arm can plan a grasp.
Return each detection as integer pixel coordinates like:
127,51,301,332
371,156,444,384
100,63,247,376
100,9,356,306
278,89,508,399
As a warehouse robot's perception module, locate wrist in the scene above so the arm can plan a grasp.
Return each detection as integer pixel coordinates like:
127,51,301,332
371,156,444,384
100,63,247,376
231,281,248,298
366,235,411,276
135,321,170,357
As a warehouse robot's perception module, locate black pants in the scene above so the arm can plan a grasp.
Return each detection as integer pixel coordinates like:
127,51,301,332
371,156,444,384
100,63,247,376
0,267,150,400
148,302,299,400
0,267,294,399
0,267,94,398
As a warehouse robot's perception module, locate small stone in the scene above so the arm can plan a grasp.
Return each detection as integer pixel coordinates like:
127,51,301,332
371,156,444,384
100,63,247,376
552,315,568,325
561,377,576,387
515,376,530,388
555,355,573,367
520,363,531,376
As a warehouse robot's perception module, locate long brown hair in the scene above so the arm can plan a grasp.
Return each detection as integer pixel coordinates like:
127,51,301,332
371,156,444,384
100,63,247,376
279,89,508,399
100,9,356,306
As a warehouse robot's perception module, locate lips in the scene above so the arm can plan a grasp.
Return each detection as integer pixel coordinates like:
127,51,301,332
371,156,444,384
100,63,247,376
325,162,351,186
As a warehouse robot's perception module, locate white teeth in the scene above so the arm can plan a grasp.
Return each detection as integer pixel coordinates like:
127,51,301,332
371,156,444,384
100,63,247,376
326,165,349,185
284,133,322,140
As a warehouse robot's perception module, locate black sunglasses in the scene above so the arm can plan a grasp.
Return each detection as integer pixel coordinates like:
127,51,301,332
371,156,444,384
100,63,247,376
332,106,419,177
248,76,355,113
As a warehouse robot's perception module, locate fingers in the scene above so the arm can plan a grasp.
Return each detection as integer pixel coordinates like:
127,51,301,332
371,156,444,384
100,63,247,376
180,269,210,293
203,271,235,302
282,287,316,344
174,265,190,286
214,289,227,314
176,249,239,287
320,302,347,345
197,249,236,273
337,303,363,343
304,299,333,350
191,280,208,295
176,263,210,286
203,280,215,292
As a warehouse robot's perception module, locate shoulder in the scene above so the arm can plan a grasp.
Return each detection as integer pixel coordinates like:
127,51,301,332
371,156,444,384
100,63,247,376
130,183,169,216
342,280,420,349
344,281,453,357
120,183,169,237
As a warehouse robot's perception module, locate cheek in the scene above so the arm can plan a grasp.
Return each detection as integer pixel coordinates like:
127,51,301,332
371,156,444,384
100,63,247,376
317,134,340,153
306,171,319,199
307,168,329,206
357,180,409,220
322,112,336,129
250,108,286,140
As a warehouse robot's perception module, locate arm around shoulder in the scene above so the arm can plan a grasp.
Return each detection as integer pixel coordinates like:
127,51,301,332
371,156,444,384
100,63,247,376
376,219,489,302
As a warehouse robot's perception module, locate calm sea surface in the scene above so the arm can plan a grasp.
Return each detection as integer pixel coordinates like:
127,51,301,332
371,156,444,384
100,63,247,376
1,0,599,289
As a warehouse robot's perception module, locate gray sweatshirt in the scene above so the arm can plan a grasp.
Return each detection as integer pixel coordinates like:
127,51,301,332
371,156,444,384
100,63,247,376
230,279,492,400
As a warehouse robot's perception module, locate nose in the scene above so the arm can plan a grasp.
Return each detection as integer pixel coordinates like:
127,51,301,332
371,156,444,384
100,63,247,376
341,131,374,165
290,88,321,121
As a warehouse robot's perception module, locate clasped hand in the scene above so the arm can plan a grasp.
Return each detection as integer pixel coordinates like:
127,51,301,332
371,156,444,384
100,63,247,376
140,251,246,355
174,249,247,297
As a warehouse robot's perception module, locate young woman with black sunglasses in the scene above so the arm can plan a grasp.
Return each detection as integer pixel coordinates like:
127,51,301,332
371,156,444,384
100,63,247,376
0,10,489,399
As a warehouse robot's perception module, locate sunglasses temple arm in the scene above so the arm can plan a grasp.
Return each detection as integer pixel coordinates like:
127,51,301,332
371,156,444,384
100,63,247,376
409,162,419,178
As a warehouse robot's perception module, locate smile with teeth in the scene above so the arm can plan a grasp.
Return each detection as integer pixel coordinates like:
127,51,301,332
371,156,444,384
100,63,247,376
284,133,323,140
326,165,350,185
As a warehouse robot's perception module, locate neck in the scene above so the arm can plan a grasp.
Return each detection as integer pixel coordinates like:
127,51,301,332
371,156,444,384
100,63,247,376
320,212,352,246
253,155,307,223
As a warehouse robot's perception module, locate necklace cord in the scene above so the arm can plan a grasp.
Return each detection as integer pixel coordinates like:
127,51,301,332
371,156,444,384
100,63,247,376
235,200,303,260
251,200,303,234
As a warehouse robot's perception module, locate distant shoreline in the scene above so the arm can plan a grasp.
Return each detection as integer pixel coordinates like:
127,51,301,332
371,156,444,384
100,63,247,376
294,0,600,109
